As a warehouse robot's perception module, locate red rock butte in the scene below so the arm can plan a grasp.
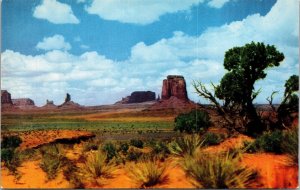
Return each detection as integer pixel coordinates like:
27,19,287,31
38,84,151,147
162,75,188,101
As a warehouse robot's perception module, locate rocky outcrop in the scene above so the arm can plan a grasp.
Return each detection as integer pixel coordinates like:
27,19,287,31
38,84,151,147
1,90,13,105
12,98,36,109
128,91,156,103
41,99,57,109
116,91,156,104
161,75,188,101
59,93,82,109
150,75,195,111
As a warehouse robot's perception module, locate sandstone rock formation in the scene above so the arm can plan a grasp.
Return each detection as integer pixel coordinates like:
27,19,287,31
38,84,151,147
12,98,36,109
161,75,188,101
41,99,57,109
59,93,82,109
128,91,156,103
1,90,13,105
150,75,196,111
116,91,156,104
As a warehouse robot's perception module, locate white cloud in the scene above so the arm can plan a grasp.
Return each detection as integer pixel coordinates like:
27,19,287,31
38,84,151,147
80,44,90,49
207,0,230,9
85,0,204,25
33,0,79,24
36,35,71,51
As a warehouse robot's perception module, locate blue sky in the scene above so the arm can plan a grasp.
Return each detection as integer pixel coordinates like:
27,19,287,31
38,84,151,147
1,0,299,106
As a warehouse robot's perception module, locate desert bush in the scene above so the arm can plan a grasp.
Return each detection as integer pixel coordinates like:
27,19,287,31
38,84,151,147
40,144,66,180
82,150,116,185
1,148,21,177
168,134,204,157
203,132,223,146
182,151,256,188
126,149,143,162
119,142,129,154
1,135,22,149
19,148,40,161
174,110,211,133
244,130,283,153
127,158,168,188
83,141,99,152
130,139,144,148
281,126,298,164
147,140,170,162
63,162,84,189
101,142,118,161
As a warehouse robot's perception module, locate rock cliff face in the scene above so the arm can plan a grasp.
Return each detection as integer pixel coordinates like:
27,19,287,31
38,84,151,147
116,91,156,104
150,75,196,111
12,98,35,108
161,75,188,101
1,90,13,105
41,99,57,109
59,93,82,109
128,91,156,103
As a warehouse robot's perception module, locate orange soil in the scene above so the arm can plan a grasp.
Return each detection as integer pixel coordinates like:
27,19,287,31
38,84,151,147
1,161,70,188
203,134,254,153
242,153,298,188
3,130,94,150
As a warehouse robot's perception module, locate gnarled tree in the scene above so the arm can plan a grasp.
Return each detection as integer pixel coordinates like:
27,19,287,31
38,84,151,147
194,42,284,136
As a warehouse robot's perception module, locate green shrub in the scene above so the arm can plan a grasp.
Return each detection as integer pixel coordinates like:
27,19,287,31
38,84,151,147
174,110,211,133
203,132,222,146
1,135,22,149
83,141,99,152
119,142,129,154
182,151,256,188
63,162,84,189
40,144,66,180
152,141,170,155
102,142,117,161
245,130,284,153
127,158,168,188
130,139,144,148
243,140,258,153
1,148,21,177
168,134,204,157
1,148,14,163
126,150,143,162
281,127,298,164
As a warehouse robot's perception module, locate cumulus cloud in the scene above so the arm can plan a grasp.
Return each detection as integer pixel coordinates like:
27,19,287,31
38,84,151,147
2,0,298,106
36,35,71,51
207,0,230,9
33,0,79,24
85,0,204,25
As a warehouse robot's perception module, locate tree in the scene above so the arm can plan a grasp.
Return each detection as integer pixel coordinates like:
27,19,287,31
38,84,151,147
277,75,299,127
195,42,285,135
174,110,211,133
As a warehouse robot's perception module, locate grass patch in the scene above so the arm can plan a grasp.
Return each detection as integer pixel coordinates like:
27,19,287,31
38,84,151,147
243,130,283,153
202,132,223,146
168,134,204,157
127,158,168,188
82,150,117,186
281,126,298,165
40,144,67,180
182,151,256,188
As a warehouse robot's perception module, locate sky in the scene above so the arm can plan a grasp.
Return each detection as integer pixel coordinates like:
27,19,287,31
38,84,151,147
1,0,299,106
